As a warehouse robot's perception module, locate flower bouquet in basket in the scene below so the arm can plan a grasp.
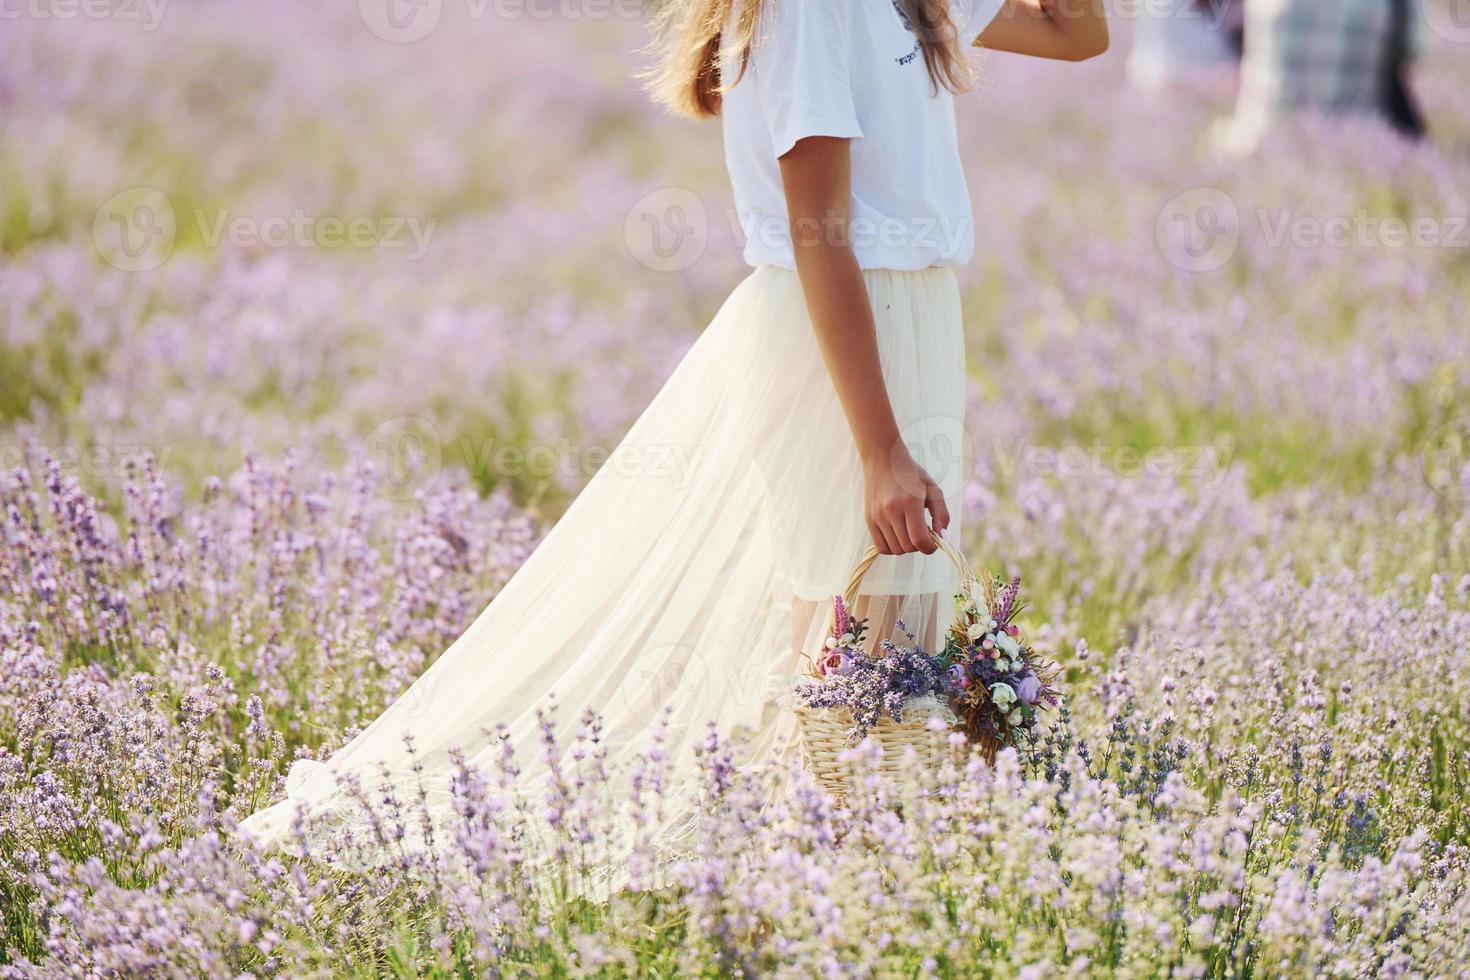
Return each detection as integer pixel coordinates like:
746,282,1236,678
795,594,955,741
934,572,1062,758
792,535,1061,796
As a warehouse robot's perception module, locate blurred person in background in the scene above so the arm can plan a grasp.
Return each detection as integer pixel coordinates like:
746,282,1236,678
1223,0,1245,54
1126,0,1240,92
1213,0,1426,154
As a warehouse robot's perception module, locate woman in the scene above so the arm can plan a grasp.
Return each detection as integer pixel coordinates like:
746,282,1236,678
238,0,1106,861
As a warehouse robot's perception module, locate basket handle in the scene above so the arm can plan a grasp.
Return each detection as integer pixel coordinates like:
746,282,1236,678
820,530,976,645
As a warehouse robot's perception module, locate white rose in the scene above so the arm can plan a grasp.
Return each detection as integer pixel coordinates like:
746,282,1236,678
996,658,1011,672
1006,707,1023,726
996,633,1020,658
990,683,1017,708
966,622,987,642
840,632,855,647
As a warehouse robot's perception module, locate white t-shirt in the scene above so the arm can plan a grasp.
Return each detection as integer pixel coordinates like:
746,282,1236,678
720,0,1006,271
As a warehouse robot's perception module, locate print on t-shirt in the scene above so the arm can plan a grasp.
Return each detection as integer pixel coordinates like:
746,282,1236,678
890,0,922,67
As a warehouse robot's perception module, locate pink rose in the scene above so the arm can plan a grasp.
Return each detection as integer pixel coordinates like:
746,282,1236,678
821,651,851,677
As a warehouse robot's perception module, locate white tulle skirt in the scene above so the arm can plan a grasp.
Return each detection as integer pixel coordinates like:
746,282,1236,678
237,265,968,861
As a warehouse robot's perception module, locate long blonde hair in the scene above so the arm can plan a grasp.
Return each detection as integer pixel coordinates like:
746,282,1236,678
646,0,972,119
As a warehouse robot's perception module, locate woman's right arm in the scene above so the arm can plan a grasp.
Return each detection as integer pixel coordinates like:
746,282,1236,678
778,136,950,558
978,0,1110,61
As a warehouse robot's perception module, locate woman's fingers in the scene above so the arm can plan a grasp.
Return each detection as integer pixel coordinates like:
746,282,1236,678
867,464,949,556
888,510,917,555
905,506,937,555
868,520,899,556
874,505,932,556
925,478,951,535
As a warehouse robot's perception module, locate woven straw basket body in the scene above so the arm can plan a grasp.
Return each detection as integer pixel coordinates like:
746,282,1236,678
796,706,967,797
796,535,1002,797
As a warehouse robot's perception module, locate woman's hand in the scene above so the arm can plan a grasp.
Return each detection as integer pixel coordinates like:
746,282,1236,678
863,446,950,556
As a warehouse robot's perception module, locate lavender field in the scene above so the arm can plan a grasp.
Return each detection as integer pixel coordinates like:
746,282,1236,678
4,0,1470,974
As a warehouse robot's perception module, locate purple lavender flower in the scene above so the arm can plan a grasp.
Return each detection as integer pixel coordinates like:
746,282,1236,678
796,638,947,741
832,594,851,641
995,576,1022,625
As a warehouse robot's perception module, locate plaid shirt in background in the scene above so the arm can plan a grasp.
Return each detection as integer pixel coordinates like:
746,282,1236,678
1215,0,1422,153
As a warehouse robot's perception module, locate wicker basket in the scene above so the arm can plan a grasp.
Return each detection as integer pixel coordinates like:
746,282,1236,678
796,534,1001,797
795,702,965,797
